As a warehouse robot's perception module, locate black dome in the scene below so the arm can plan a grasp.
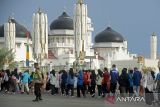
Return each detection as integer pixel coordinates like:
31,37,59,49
95,27,124,43
50,12,73,30
0,18,31,38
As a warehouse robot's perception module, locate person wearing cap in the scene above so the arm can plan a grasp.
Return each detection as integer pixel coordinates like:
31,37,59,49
32,68,43,102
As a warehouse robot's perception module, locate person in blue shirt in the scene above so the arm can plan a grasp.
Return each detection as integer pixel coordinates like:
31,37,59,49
105,64,118,104
66,68,75,97
21,70,30,94
110,64,119,95
128,69,134,96
133,67,142,97
61,70,68,95
77,70,85,98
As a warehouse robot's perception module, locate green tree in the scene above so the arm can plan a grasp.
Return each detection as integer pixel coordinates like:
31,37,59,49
0,48,15,69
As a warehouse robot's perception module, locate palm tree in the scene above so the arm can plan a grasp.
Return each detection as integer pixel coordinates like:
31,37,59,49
0,48,15,69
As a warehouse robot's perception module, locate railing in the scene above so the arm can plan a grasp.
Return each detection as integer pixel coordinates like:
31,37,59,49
49,43,74,47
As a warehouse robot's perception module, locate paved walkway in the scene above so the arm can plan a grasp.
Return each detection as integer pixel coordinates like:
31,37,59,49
0,93,158,107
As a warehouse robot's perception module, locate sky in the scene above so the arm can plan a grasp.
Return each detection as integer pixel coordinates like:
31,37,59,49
0,0,160,57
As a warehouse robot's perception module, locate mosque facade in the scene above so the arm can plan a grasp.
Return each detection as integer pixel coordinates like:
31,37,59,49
0,18,34,68
0,0,159,71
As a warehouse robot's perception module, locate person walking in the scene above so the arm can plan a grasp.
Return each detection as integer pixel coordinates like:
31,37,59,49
21,70,30,94
55,71,60,94
128,69,134,96
107,64,119,104
0,70,5,91
118,68,129,97
96,69,103,98
66,68,75,97
83,70,90,94
49,70,56,95
155,68,160,104
0,70,3,91
90,70,96,97
77,70,85,98
32,68,43,102
102,68,110,97
3,69,10,93
133,67,142,97
61,70,68,95
143,69,155,105
110,65,119,96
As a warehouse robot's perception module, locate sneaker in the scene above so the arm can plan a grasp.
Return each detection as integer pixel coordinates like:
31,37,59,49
39,98,43,101
92,93,95,98
32,99,39,102
5,90,8,93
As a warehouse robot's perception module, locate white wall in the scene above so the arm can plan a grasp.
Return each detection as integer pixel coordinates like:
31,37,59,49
144,59,159,71
0,37,34,66
111,60,139,70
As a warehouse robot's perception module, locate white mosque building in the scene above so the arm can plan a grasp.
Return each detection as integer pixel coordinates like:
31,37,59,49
0,17,34,67
48,10,95,69
93,26,137,69
0,0,159,71
48,11,75,68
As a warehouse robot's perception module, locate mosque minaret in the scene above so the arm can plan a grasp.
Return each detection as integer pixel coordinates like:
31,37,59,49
74,0,88,65
32,8,48,65
150,32,157,60
4,17,16,52
74,0,94,67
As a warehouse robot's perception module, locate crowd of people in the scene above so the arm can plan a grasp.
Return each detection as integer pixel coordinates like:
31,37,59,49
0,64,160,105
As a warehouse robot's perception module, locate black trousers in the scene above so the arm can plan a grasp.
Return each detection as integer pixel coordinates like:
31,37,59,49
11,80,16,92
50,84,55,95
4,81,10,92
61,83,66,95
90,85,96,95
34,83,42,99
83,84,90,94
77,85,85,97
97,85,102,96
145,88,154,105
129,86,134,96
102,84,109,95
119,86,127,97
66,84,74,96
157,81,160,101
55,87,59,94
110,83,117,94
